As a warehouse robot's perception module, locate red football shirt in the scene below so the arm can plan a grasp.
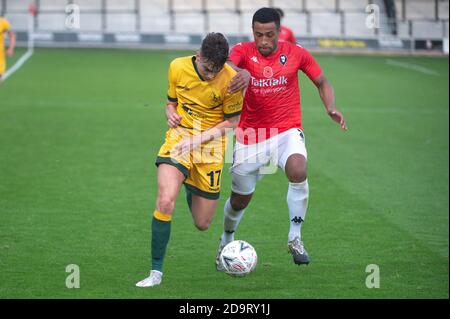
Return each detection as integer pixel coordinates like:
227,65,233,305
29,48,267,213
229,41,322,144
279,25,296,44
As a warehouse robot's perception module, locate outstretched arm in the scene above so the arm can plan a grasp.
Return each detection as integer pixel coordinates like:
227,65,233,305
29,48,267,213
6,31,15,57
312,74,347,130
172,115,240,157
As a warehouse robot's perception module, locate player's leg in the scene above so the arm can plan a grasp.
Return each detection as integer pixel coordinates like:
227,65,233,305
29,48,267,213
222,178,255,245
285,153,308,239
136,163,185,287
186,188,193,212
219,140,266,250
278,129,310,265
216,187,255,271
190,195,218,230
217,137,272,270
185,158,223,230
221,139,265,243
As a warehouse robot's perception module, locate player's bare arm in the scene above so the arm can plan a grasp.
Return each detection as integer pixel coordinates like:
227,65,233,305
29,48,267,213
165,101,182,128
313,74,348,130
6,30,15,57
227,60,251,93
173,115,240,156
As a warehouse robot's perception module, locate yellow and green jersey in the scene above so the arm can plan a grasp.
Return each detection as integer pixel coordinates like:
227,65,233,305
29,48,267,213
167,56,243,132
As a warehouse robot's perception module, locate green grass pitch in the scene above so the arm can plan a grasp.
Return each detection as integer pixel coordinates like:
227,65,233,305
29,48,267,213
0,48,448,298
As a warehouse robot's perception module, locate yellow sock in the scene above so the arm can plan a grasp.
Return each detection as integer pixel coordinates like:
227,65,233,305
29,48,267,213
153,210,172,222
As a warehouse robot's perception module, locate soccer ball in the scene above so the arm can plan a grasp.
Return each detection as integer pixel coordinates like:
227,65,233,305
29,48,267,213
219,240,257,277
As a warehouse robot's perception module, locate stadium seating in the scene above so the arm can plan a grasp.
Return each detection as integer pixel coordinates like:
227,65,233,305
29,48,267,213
172,0,203,11
305,0,336,12
143,0,169,14
1,0,448,40
412,20,447,38
3,0,37,30
271,0,304,11
206,0,237,12
73,0,103,11
208,12,241,35
3,13,28,30
310,13,341,37
282,12,309,36
139,0,171,33
173,12,205,34
438,0,449,19
344,12,377,37
403,0,436,20
106,13,136,32
37,13,67,31
339,0,368,11
239,0,271,12
36,0,67,11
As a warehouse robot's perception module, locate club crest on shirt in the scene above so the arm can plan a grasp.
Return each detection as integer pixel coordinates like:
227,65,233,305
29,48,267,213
280,54,287,65
210,91,221,107
263,66,273,78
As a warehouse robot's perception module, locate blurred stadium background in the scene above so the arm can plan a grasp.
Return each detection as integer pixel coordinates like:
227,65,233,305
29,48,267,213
0,1,448,299
1,0,449,53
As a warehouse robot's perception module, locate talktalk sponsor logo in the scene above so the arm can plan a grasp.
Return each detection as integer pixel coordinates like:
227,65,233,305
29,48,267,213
251,76,288,87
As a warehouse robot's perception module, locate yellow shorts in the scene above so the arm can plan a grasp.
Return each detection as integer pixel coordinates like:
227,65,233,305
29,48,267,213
155,128,227,200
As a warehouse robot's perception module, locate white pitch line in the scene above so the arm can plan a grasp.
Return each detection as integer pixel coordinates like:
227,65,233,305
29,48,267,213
386,59,440,76
3,49,34,81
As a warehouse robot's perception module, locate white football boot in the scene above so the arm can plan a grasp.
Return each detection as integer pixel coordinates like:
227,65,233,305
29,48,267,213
135,270,163,287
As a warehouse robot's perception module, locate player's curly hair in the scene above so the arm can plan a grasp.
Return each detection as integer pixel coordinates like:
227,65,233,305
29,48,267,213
252,7,281,29
200,32,229,72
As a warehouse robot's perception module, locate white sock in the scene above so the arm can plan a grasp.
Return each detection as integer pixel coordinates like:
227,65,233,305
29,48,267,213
221,198,245,245
287,180,309,242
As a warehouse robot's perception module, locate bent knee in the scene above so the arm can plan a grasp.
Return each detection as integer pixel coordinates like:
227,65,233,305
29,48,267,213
157,195,176,215
230,196,250,211
287,171,307,183
194,220,211,231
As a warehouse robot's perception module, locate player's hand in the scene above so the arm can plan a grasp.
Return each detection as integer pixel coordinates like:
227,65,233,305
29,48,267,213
228,69,250,93
328,110,348,130
6,48,14,57
166,104,182,128
173,136,201,157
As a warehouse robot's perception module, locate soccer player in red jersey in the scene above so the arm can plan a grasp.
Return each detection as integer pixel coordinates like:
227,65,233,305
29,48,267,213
216,7,347,267
274,7,296,44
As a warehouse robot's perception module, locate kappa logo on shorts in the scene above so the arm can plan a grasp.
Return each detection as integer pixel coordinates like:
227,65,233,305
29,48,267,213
297,129,304,140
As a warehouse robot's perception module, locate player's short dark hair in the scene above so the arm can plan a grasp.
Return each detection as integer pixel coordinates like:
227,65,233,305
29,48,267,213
200,32,229,72
252,7,281,29
273,7,284,19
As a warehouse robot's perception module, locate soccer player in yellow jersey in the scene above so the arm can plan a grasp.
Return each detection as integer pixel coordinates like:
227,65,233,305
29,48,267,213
136,33,243,287
0,16,15,80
